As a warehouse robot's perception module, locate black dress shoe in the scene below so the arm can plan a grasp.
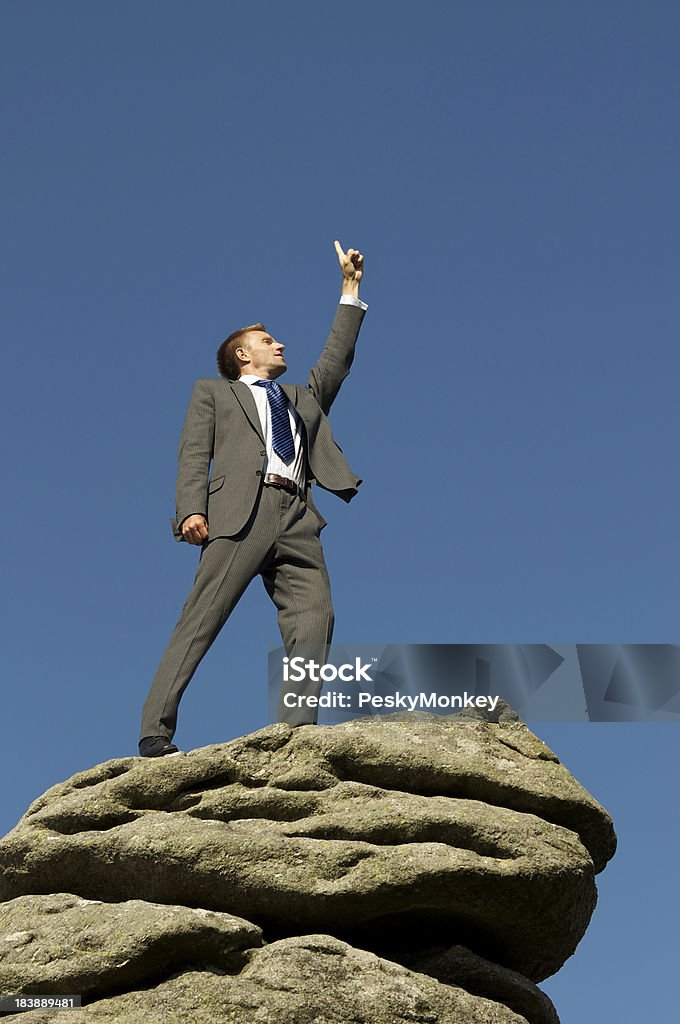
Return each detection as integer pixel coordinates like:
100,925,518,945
139,735,180,757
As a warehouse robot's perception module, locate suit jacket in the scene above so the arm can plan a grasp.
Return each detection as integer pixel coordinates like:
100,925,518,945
169,302,366,542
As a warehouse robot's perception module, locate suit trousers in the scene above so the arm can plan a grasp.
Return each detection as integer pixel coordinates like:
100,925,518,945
139,482,335,742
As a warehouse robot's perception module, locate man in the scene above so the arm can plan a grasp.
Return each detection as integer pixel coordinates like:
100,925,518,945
138,240,367,757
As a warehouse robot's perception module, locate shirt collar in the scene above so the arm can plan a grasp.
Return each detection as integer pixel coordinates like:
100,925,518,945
239,374,270,385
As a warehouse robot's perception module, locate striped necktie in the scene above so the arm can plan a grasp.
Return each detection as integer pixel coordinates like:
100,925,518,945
254,380,295,464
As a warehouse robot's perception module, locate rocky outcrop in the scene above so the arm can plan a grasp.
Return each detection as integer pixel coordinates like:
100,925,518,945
0,893,260,999
0,708,616,1022
400,945,560,1024
0,932,539,1024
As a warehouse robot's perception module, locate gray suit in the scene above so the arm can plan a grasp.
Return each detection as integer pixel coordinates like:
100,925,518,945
140,302,366,742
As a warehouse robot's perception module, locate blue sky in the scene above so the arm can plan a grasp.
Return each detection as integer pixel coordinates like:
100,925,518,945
1,2,678,1020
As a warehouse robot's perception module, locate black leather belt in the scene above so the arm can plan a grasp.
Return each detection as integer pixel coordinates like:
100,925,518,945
263,472,304,497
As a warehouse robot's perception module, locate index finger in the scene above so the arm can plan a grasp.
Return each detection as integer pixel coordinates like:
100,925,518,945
333,239,345,258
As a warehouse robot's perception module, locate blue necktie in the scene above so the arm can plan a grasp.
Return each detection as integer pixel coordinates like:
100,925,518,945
255,380,295,464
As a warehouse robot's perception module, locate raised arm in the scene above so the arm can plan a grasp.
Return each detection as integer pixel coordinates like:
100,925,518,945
172,379,214,543
306,241,367,415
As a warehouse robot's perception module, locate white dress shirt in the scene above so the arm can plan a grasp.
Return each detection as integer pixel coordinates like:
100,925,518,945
239,296,367,491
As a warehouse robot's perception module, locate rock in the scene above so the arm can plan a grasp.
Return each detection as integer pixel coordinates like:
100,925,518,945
399,945,560,1024
308,713,616,873
0,892,261,998
0,717,612,980
0,711,616,1021
1,934,536,1023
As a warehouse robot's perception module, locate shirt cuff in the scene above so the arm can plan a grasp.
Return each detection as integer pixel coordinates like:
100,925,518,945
339,294,368,311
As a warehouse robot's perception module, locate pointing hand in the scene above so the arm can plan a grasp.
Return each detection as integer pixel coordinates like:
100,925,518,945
334,240,364,283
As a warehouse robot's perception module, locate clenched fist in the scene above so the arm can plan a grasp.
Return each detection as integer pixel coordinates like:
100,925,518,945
181,514,209,545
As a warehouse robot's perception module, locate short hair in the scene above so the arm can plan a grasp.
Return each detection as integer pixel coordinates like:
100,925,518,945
216,323,266,379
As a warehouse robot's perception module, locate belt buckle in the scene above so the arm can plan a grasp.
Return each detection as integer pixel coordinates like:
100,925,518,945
265,472,302,498
266,473,289,492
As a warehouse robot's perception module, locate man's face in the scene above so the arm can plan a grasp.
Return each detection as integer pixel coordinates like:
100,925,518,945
238,330,287,379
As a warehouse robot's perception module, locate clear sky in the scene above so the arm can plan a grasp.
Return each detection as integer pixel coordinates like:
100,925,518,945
1,2,678,1020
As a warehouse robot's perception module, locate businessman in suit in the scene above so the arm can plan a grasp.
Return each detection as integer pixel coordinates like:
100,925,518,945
139,241,367,756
